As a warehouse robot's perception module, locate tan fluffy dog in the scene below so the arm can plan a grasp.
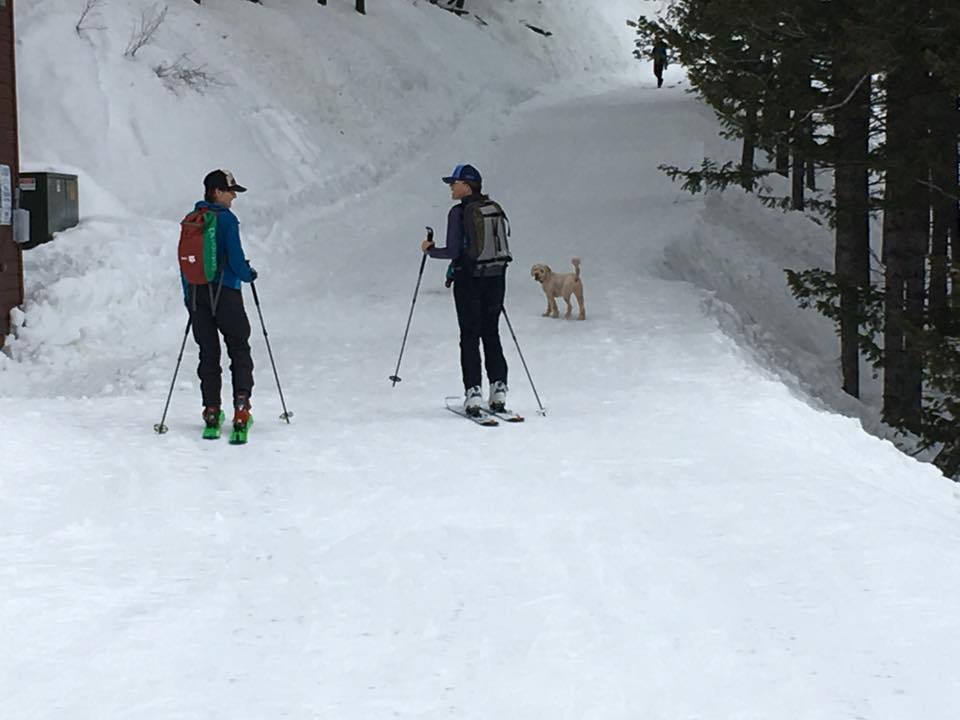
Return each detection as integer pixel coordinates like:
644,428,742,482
530,258,586,320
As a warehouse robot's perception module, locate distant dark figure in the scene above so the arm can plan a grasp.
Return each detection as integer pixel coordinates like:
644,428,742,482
652,38,668,88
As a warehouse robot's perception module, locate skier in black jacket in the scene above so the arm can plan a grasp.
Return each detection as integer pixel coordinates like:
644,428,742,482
421,164,508,416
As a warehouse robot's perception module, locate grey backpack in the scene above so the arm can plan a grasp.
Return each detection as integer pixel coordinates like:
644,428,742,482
464,197,512,270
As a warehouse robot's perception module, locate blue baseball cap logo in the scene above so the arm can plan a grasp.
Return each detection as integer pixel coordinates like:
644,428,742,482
442,164,482,184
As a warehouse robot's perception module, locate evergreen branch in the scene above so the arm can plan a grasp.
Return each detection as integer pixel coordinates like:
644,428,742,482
917,179,960,203
795,73,872,126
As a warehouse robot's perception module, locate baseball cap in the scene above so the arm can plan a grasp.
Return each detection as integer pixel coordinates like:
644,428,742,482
204,169,247,193
442,164,482,184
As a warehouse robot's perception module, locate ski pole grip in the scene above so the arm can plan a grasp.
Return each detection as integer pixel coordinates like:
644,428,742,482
426,226,434,243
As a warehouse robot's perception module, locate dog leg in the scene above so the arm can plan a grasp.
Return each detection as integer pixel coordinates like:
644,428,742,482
563,294,572,319
549,296,559,318
575,285,586,320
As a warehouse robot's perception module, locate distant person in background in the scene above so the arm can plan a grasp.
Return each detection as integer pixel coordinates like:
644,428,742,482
652,37,668,88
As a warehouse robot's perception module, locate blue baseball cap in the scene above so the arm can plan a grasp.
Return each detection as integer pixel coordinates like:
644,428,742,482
442,164,482,184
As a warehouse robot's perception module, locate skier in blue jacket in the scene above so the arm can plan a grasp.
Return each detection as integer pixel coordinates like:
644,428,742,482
182,169,257,433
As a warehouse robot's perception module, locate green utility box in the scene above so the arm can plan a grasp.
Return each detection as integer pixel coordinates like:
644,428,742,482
18,172,79,249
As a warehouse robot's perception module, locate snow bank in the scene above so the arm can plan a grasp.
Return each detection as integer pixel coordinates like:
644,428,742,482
3,0,640,395
658,172,900,443
16,0,638,220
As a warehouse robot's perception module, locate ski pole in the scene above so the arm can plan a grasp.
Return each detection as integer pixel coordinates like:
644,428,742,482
389,226,433,386
154,318,193,434
501,306,546,416
250,281,293,423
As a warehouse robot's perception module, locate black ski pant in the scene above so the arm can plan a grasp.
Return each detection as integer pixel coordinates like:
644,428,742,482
187,285,254,408
453,270,508,391
654,59,665,87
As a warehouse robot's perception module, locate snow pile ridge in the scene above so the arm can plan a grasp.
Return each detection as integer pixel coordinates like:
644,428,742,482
16,0,638,220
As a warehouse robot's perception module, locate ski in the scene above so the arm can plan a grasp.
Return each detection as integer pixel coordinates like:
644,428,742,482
229,416,253,444
482,407,525,423
445,397,498,426
202,410,226,440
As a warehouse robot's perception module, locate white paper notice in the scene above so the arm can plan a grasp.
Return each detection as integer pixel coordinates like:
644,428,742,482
0,165,11,225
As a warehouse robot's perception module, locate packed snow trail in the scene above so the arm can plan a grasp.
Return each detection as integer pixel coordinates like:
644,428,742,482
4,82,960,719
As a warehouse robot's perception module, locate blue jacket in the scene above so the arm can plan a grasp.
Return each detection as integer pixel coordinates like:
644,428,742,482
181,201,253,298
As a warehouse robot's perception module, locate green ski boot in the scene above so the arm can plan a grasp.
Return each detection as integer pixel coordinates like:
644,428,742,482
202,407,225,440
229,403,252,445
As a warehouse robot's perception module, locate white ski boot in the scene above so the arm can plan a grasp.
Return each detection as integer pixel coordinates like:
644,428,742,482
464,385,483,417
489,380,507,412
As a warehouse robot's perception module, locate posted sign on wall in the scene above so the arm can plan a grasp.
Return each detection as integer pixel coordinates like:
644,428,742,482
0,164,11,225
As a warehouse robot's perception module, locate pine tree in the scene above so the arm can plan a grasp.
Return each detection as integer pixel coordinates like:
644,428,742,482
634,0,960,477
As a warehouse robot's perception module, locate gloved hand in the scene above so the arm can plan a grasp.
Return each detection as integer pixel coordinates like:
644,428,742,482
248,266,258,282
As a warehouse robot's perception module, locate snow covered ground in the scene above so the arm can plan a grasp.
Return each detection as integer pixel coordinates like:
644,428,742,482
4,2,960,718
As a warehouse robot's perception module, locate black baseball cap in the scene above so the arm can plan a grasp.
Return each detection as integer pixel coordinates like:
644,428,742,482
204,169,247,193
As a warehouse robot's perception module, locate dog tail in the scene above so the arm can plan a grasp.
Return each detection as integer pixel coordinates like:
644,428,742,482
571,257,581,280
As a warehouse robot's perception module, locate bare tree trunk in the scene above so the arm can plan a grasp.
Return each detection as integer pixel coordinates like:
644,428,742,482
791,92,813,209
948,101,960,314
776,137,790,177
882,61,928,431
741,104,757,191
769,101,790,177
806,119,817,191
764,63,790,177
834,73,872,398
929,91,952,332
786,59,812,210
791,138,805,210
955,139,960,281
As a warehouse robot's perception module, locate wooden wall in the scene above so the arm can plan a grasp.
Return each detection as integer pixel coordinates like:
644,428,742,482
0,0,20,342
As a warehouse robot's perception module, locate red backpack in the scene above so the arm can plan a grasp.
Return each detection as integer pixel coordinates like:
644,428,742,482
178,208,219,285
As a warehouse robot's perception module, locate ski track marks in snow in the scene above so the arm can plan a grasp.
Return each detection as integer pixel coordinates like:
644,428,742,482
4,8,960,719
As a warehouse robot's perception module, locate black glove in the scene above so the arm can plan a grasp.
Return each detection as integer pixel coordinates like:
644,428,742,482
248,266,258,282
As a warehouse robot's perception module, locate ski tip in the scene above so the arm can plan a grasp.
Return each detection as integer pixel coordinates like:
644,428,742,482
478,405,525,423
445,401,499,426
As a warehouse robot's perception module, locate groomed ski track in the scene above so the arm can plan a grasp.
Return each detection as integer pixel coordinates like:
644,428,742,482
4,81,960,718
